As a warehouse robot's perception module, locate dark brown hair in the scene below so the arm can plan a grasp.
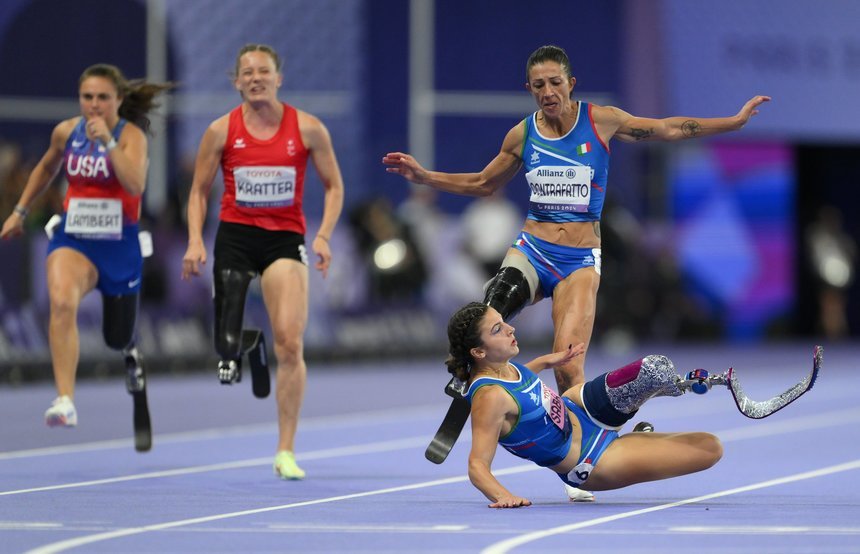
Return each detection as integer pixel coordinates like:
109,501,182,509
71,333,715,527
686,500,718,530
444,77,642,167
79,63,173,134
445,302,489,381
526,44,573,81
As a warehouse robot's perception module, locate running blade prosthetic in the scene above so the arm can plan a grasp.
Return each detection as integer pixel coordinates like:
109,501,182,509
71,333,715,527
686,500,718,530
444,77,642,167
677,345,821,419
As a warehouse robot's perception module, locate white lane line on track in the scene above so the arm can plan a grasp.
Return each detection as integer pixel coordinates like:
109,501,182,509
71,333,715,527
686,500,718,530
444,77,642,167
24,460,860,554
0,404,445,461
480,459,860,554
266,523,470,533
24,465,537,554
0,436,430,496
5,405,859,497
669,525,860,535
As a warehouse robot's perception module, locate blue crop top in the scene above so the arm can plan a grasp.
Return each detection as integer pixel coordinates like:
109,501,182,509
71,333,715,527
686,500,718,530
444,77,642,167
521,101,610,223
465,362,573,467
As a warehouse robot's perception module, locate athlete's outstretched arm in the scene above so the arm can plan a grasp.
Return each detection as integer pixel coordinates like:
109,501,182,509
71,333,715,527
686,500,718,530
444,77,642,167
523,343,584,374
468,386,531,508
382,122,524,197
597,95,771,143
182,116,227,280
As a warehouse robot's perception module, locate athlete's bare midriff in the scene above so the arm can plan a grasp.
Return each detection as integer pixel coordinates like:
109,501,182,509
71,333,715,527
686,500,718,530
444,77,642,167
522,219,601,249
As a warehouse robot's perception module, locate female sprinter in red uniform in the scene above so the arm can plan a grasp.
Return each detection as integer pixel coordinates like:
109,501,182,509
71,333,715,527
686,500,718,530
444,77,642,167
182,44,344,480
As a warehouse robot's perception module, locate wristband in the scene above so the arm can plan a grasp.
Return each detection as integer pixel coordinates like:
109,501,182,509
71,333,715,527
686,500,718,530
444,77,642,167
13,205,28,218
105,137,118,151
316,235,330,243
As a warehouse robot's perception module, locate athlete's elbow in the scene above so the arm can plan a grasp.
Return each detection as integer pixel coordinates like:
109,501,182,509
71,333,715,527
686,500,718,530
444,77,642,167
126,181,146,197
472,180,499,197
699,433,723,469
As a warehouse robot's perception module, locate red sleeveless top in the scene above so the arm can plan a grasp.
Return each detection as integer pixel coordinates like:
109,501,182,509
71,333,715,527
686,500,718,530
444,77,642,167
219,103,309,233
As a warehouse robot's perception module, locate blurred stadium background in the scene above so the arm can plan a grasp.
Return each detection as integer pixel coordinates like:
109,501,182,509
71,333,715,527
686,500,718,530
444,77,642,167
1,0,858,382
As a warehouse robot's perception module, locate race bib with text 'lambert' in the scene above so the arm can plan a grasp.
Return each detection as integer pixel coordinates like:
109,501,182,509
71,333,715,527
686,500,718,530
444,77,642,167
65,198,122,240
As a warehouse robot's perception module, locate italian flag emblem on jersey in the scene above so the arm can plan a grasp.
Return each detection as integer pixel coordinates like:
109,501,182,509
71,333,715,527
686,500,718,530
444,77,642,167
576,142,591,155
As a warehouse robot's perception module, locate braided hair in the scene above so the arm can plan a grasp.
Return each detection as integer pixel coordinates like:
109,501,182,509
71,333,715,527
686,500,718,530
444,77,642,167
445,302,489,382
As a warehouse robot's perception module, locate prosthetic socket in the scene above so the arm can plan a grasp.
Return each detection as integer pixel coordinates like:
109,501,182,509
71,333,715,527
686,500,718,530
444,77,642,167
582,355,684,429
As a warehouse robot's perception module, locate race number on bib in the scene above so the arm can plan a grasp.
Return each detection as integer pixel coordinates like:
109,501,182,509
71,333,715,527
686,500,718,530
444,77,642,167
65,198,122,240
526,165,592,212
234,166,296,208
541,382,566,430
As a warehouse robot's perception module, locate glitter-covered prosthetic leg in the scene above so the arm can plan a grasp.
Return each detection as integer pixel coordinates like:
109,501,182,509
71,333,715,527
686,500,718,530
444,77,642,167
688,345,822,419
582,354,685,428
583,346,822,427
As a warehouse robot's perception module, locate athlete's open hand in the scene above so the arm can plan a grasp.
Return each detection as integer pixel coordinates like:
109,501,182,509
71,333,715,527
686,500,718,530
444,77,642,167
735,95,771,128
525,343,585,373
382,152,429,185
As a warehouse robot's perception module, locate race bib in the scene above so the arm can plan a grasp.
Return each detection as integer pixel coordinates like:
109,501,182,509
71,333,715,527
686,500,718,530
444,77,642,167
566,460,595,486
541,382,566,430
65,198,122,240
233,166,296,208
526,165,592,212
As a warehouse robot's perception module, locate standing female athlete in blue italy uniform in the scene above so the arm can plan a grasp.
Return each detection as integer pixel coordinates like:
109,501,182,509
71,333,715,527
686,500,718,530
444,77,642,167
383,45,770,395
0,64,170,449
447,302,722,508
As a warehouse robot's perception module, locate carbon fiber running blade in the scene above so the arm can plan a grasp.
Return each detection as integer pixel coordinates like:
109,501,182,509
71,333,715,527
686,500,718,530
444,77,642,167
133,387,152,452
243,330,270,399
425,397,470,464
727,345,822,419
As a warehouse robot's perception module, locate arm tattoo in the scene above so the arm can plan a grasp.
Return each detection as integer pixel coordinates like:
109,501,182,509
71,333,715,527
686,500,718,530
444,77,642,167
629,127,655,141
681,120,702,137
592,221,601,239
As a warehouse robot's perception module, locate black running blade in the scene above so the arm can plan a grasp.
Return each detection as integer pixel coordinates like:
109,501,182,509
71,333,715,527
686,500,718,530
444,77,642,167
425,397,470,464
132,389,152,452
243,330,270,399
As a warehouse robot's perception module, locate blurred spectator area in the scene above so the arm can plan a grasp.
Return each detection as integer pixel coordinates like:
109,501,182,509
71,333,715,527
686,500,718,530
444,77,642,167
2,0,860,382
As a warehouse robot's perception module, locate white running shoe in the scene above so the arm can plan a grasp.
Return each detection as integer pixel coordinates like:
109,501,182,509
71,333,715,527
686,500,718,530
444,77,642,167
564,484,595,502
44,395,77,427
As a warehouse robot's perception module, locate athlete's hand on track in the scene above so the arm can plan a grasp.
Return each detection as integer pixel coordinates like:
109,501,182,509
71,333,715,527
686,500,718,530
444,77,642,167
489,494,532,509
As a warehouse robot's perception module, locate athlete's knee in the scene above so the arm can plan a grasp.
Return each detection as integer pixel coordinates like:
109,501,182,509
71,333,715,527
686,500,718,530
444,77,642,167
213,268,254,360
271,332,304,367
686,432,723,471
704,433,723,467
102,294,138,350
483,265,536,321
582,354,682,428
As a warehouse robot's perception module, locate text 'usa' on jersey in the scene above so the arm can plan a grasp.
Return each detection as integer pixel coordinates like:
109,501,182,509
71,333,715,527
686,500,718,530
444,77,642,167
522,102,610,223
62,118,141,225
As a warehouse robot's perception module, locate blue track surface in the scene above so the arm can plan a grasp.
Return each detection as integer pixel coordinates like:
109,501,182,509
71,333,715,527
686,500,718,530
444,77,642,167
2,343,859,553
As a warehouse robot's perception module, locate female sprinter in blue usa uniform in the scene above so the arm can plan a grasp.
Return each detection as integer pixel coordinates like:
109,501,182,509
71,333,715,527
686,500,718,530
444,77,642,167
448,302,722,508
0,64,170,450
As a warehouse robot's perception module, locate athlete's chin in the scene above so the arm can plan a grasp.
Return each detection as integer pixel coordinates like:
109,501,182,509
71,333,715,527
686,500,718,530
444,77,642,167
541,104,560,116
